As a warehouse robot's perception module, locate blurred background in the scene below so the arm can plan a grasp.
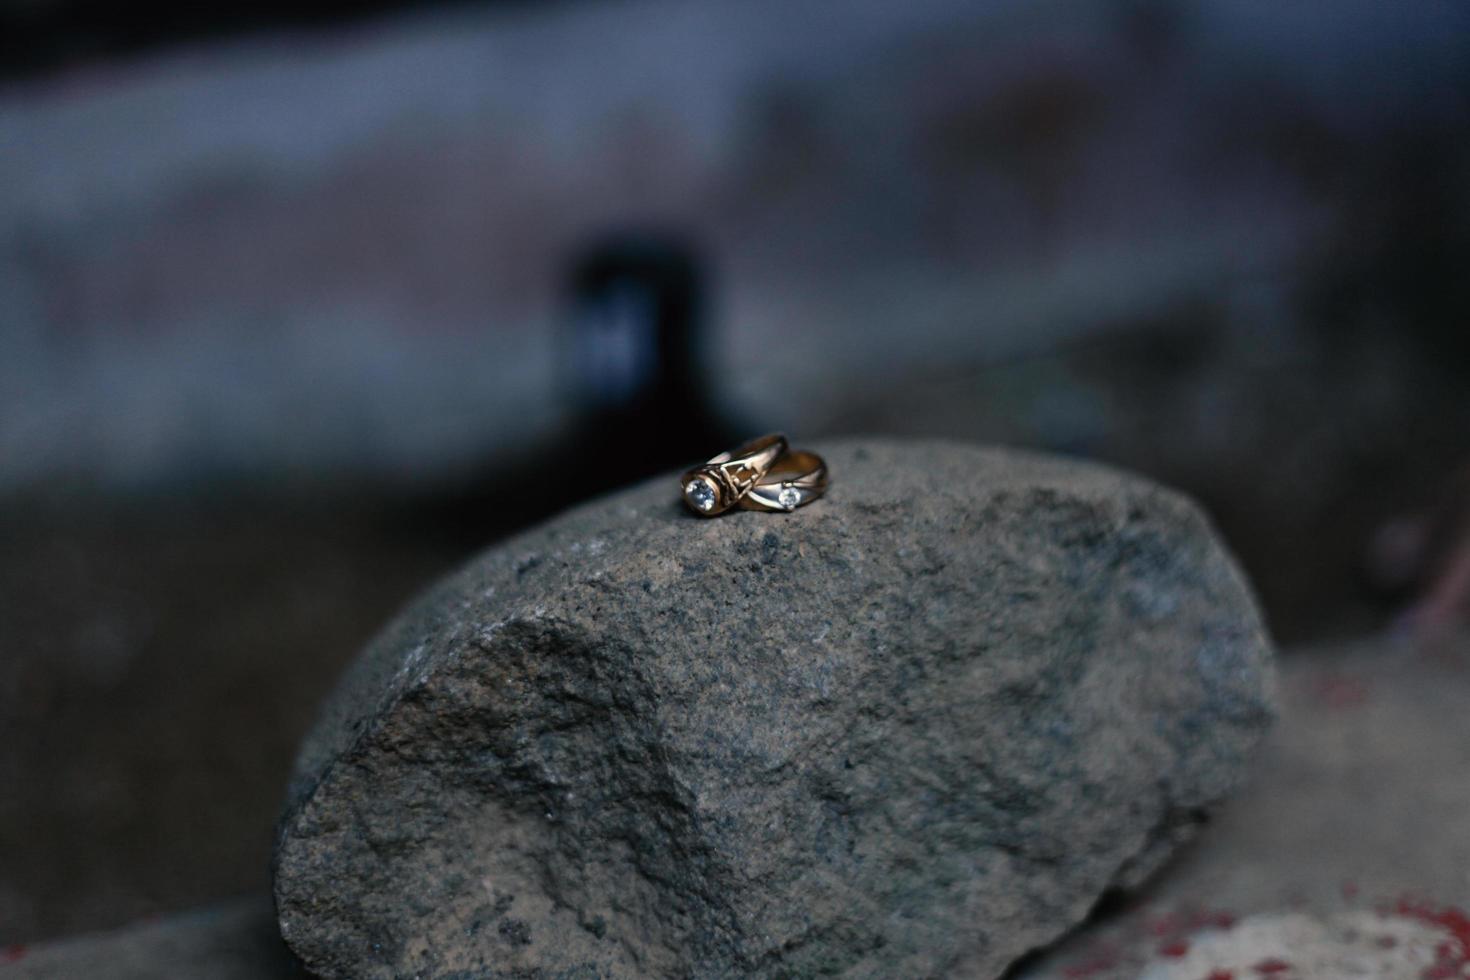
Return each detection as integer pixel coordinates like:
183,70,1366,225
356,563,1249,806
2,0,1468,953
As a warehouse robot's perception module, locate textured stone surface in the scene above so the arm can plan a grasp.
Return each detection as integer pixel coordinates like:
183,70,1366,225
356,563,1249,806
1030,906,1465,980
1133,910,1452,978
273,438,1274,979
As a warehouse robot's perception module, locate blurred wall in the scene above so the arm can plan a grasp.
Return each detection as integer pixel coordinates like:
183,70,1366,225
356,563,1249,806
4,0,1466,493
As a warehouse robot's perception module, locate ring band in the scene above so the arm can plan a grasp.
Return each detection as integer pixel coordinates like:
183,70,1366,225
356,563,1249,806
681,433,788,516
739,450,828,512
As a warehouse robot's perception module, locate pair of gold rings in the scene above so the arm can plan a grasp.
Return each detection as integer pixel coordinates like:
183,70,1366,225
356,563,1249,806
681,434,828,517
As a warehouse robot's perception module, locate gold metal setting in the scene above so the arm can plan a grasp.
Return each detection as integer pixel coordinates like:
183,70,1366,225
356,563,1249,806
681,433,788,516
680,434,829,516
739,449,828,513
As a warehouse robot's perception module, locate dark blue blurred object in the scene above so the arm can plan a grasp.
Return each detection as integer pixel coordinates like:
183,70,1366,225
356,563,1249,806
429,234,741,542
564,234,733,463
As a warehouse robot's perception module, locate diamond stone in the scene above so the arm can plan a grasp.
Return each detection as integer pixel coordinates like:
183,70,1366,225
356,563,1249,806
777,486,801,511
686,479,717,512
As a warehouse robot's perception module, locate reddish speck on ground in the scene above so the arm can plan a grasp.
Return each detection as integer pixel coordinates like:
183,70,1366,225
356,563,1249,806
2,944,27,963
1254,958,1292,975
1205,972,1235,980
1390,897,1470,980
1146,908,1238,938
1062,944,1121,979
1063,906,1237,977
1313,673,1369,708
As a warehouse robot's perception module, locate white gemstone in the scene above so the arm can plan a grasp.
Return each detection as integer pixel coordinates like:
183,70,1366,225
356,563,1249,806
777,486,801,511
686,480,717,512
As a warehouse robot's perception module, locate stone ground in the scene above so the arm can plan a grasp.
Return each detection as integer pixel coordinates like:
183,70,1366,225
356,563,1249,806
3,631,1465,978
0,898,300,980
1018,632,1470,980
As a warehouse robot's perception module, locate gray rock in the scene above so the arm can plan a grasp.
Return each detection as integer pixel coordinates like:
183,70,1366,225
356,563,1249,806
272,438,1275,979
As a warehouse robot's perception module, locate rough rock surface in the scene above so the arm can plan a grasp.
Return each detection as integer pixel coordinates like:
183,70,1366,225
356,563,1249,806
272,438,1274,979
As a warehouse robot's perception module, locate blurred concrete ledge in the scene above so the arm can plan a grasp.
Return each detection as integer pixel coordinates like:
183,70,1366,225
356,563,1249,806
2,0,1466,492
0,897,303,980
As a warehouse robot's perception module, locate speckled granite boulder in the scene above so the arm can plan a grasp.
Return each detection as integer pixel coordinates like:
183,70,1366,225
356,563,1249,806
272,438,1275,979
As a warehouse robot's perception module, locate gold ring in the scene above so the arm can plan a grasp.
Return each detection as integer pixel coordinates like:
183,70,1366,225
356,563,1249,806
681,433,788,516
739,450,828,512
